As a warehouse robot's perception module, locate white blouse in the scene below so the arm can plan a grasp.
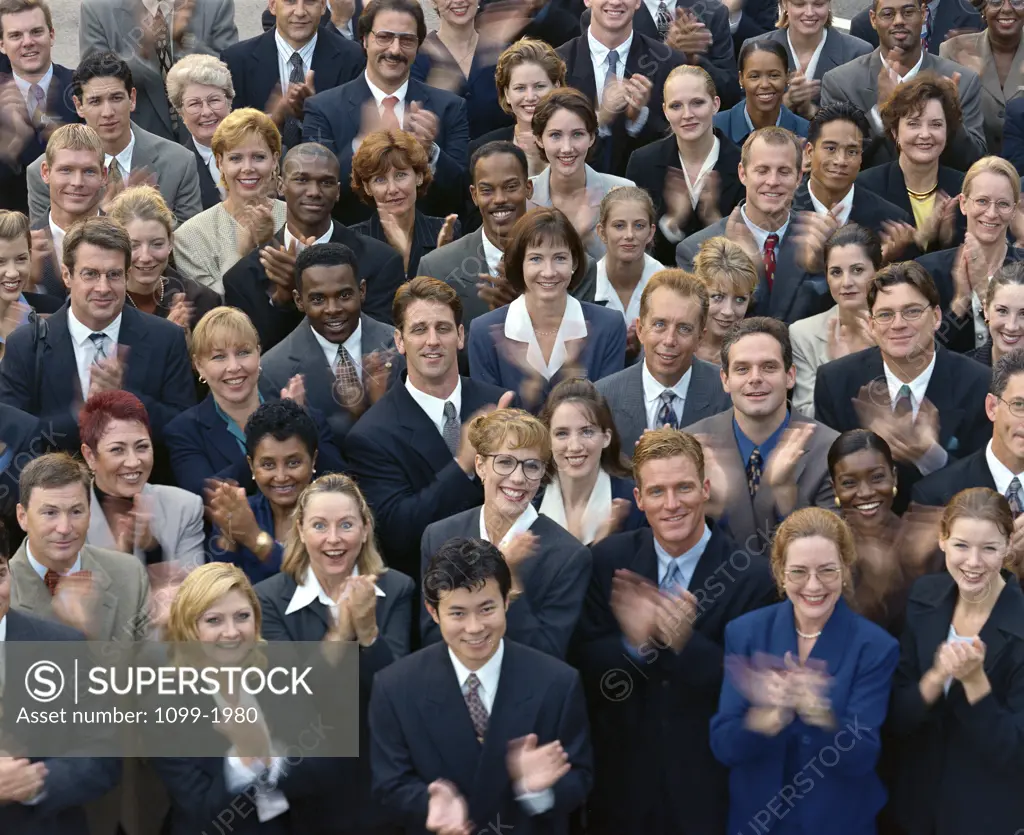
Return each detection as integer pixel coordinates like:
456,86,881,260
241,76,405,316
504,294,588,380
539,469,612,545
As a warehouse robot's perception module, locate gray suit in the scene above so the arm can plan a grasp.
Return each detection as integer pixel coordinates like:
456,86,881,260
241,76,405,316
683,409,838,553
820,48,986,164
27,124,203,226
420,508,591,660
78,0,239,142
87,483,205,570
595,358,732,455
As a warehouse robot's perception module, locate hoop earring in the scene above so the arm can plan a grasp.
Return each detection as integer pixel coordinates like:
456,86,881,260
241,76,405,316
198,374,207,384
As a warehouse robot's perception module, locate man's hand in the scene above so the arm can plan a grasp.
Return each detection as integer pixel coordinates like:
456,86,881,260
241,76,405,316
455,391,516,473
436,214,459,249
51,572,100,636
0,758,47,803
880,219,917,262
792,210,840,273
597,78,629,128
877,48,906,108
329,0,356,30
610,570,662,649
407,102,439,153
855,386,941,465
724,206,761,267
280,373,306,407
507,734,570,793
426,780,471,835
0,82,35,164
259,236,313,306
88,349,128,397
763,423,816,517
624,73,653,122
666,9,712,58
655,588,697,652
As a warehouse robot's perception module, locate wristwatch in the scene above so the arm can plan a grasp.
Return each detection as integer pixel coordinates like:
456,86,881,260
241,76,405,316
254,531,274,560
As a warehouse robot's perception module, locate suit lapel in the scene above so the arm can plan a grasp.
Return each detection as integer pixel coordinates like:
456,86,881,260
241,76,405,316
311,32,343,89
40,308,83,406
681,360,721,425
128,126,159,173
292,322,337,415
568,37,598,101
392,381,460,474
815,29,845,78
79,546,117,640
10,544,52,617
196,395,242,470
922,347,965,449
770,237,804,321
620,364,646,443
1005,38,1024,101
420,645,483,792
631,528,659,584
119,308,154,393
249,31,284,113
977,580,1024,678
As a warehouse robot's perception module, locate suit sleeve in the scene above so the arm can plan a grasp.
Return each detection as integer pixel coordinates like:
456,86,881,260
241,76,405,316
0,327,81,446
819,68,842,109
812,365,841,432
205,0,240,53
419,526,442,646
177,493,207,569
695,5,741,109
362,249,405,324
467,318,502,386
132,326,197,441
948,71,987,165
435,96,470,180
32,758,122,815
1004,101,1024,176
380,572,414,660
589,317,626,382
676,238,696,271
27,160,49,225
790,331,817,417
171,154,205,226
369,677,431,826
164,416,251,496
948,658,1024,769
302,94,337,154
574,543,637,691
79,0,112,61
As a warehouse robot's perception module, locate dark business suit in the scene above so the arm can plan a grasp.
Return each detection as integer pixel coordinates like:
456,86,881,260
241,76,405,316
352,210,460,280
0,304,195,452
0,609,122,835
302,75,470,223
710,597,899,835
222,220,406,351
468,301,627,412
1003,96,1024,177
370,640,593,835
181,134,221,210
420,509,591,658
888,572,1024,835
595,357,732,453
624,129,743,266
713,100,810,145
910,446,995,506
849,0,983,55
27,214,71,299
0,403,47,523
344,374,511,579
575,524,778,835
792,181,912,237
261,314,397,448
813,344,992,512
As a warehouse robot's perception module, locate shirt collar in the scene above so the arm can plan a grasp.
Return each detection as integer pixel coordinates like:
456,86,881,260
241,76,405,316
405,375,462,429
105,130,136,175
880,47,925,82
642,359,692,406
586,28,633,67
882,350,936,415
743,103,783,134
310,318,362,361
478,503,539,550
13,63,54,96
538,470,612,545
654,523,712,586
193,139,214,163
481,230,504,277
275,29,318,65
284,223,334,252
986,439,1024,496
285,564,385,616
733,410,791,466
448,637,504,695
67,308,122,348
808,183,855,226
594,253,661,323
503,295,589,380
26,541,82,581
0,613,6,642
364,72,410,107
740,202,791,250
786,27,828,81
678,135,721,209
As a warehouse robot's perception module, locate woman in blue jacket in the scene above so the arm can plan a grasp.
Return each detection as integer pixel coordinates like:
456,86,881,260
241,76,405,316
710,506,899,835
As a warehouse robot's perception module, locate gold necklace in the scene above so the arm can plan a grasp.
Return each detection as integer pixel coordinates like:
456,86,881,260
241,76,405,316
126,276,166,308
906,183,938,199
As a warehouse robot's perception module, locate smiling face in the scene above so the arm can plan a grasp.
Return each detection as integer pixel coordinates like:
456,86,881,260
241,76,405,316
270,0,325,46
249,434,314,510
195,588,258,666
506,61,556,126
739,136,801,221
0,234,30,303
871,0,924,53
471,152,532,242
522,236,574,303
64,242,127,331
634,454,710,554
869,282,940,365
585,0,641,35
549,402,611,483
429,577,507,670
476,436,544,519
895,98,946,166
637,286,703,385
180,82,230,147
809,119,863,198
0,7,53,78
17,482,90,572
366,164,420,216
539,107,595,180
296,263,364,345
195,339,260,408
741,50,787,118
74,76,135,149
218,133,278,201
985,0,1024,41
124,218,171,295
81,418,153,499
986,283,1024,358
437,0,476,26
942,516,1008,598
283,154,341,226
782,535,844,626
721,332,795,421
986,371,1024,468
785,0,829,36
831,447,895,528
598,199,654,264
42,148,106,220
961,171,1017,246
395,298,464,390
826,244,875,313
663,72,720,144
301,491,368,583
706,278,751,340
364,9,419,89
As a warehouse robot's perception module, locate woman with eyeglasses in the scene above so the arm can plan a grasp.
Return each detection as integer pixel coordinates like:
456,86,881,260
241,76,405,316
419,408,591,660
941,0,1024,155
889,487,1024,835
710,506,899,835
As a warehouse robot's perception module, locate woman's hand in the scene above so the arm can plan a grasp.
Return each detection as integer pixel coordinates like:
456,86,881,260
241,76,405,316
827,310,874,361
783,71,820,117
345,574,380,647
880,220,917,263
205,480,262,551
914,192,957,252
378,210,413,269
436,214,459,249
592,498,632,545
235,201,277,258
166,292,193,331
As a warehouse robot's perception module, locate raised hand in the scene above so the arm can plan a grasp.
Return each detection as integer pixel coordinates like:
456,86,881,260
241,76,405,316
763,423,816,516
378,210,413,269
724,206,761,267
280,373,306,407
593,498,633,545
236,202,277,257
666,9,712,58
663,167,694,230
436,214,459,249
426,780,471,835
826,310,874,361
0,758,47,803
455,390,517,473
655,588,698,651
623,73,653,122
502,530,539,577
507,734,571,793
407,102,440,152
610,570,662,649
343,574,380,645
51,572,100,637
880,220,917,262
477,257,519,310
88,347,129,397
877,48,905,109
793,210,840,273
784,70,821,117
914,192,957,252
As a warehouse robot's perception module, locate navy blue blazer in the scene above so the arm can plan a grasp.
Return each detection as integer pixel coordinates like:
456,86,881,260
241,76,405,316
710,597,899,835
468,301,627,413
1004,96,1024,177
369,640,593,835
0,402,46,521
351,209,461,280
0,304,195,452
163,377,347,497
208,490,284,583
714,101,810,146
302,75,470,223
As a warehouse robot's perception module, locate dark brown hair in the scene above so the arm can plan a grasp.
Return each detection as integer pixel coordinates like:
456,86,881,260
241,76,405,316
19,452,90,508
880,72,962,142
530,88,598,163
502,207,587,295
866,260,941,311
539,378,631,479
62,216,131,274
392,275,463,329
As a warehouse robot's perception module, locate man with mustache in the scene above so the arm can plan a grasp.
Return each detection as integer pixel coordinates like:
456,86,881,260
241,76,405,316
301,0,469,223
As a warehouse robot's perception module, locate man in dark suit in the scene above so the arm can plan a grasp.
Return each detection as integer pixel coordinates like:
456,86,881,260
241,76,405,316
263,1,361,37
684,317,839,552
596,270,731,452
222,0,364,151
0,0,82,215
372,537,592,835
0,402,48,529
912,347,1024,506
262,241,398,449
344,276,513,580
0,217,195,453
301,0,470,223
814,261,991,512
576,428,776,835
850,0,982,55
223,142,404,351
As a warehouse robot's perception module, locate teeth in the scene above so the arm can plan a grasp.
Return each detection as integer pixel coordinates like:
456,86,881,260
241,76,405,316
500,487,527,501
855,501,881,511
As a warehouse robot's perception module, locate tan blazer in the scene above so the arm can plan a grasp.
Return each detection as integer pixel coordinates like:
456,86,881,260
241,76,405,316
941,31,1024,153
789,309,835,419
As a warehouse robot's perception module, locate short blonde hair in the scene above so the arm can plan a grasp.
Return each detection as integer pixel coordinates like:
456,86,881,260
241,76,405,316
598,185,656,226
107,185,175,237
632,429,705,488
664,64,717,99
44,122,104,169
694,237,759,297
0,209,30,249
165,53,235,113
212,108,282,166
281,474,387,582
962,155,1021,205
638,269,709,327
770,507,855,594
494,38,566,115
165,562,263,643
191,306,260,361
468,408,551,460
740,125,804,170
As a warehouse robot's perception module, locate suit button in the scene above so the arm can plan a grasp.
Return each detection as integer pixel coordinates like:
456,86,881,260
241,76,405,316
999,108,1006,118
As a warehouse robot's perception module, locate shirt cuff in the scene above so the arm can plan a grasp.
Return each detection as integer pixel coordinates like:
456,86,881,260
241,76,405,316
916,442,949,476
598,123,612,138
224,753,287,791
21,789,47,806
869,105,884,135
516,784,555,815
625,105,649,137
428,141,441,172
729,10,742,31
658,214,684,244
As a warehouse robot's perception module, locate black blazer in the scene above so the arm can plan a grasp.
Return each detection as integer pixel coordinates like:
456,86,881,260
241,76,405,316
850,0,983,55
28,214,69,299
222,219,406,352
0,303,195,451
352,210,460,281
143,266,222,329
574,524,778,835
370,640,593,835
420,509,591,658
261,6,357,32
343,374,511,578
910,446,996,507
791,180,912,236
888,572,1024,835
181,134,221,210
813,344,992,512
624,130,743,266
0,402,47,523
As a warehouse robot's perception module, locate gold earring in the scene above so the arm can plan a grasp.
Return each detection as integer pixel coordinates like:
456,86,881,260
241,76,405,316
892,485,898,497
834,496,841,508
198,374,206,384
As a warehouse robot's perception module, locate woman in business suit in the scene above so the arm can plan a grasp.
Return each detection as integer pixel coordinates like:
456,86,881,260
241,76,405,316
790,224,881,417
537,377,642,544
692,236,759,366
108,186,221,332
625,65,743,267
714,40,810,146
79,390,205,569
743,0,873,118
0,210,63,360
419,407,591,658
958,262,1024,367
889,487,1024,835
468,207,627,412
528,88,634,260
349,129,460,280
710,506,899,835
941,0,1024,155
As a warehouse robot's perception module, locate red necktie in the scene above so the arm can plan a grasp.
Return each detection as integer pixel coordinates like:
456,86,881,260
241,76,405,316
381,96,400,132
44,569,92,596
764,233,779,291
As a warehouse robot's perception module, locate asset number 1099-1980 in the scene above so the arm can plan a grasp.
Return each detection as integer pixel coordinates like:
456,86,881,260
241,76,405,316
153,706,260,723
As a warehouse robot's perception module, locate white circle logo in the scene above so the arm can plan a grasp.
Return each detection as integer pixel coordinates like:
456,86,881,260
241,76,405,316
25,660,65,703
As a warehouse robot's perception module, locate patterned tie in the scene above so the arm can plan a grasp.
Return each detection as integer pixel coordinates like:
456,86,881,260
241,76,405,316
747,448,763,498
153,10,178,131
893,384,913,419
657,390,679,429
280,52,307,150
661,558,683,591
922,2,932,52
763,233,779,292
333,345,363,408
381,95,401,132
89,332,109,362
28,83,46,127
106,158,123,193
44,569,92,596
464,673,489,743
656,0,674,40
1008,477,1024,519
288,51,305,86
442,401,461,457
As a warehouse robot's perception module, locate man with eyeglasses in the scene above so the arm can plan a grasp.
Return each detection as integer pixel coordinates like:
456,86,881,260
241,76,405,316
814,260,991,512
820,0,986,167
0,217,194,453
302,0,469,224
221,0,364,152
849,0,981,55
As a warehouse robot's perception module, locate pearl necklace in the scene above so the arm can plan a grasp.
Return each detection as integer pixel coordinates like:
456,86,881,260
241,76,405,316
796,629,822,639
126,276,166,309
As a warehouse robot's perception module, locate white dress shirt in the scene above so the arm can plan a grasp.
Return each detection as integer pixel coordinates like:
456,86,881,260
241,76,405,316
539,470,612,545
808,183,855,226
275,30,318,94
787,27,829,81
13,63,53,110
481,231,504,278
587,28,648,137
67,309,122,397
284,223,333,253
311,319,363,381
48,212,66,262
193,139,225,198
26,542,82,581
504,295,589,380
642,360,691,429
105,130,137,179
871,49,925,131
478,503,539,550
986,439,1024,499
285,564,385,621
740,203,792,253
595,253,661,325
405,375,463,439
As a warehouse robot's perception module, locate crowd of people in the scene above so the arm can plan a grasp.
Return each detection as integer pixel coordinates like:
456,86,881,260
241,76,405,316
0,0,1022,831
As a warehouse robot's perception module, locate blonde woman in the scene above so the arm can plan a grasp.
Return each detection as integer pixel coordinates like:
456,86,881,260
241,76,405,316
0,210,62,356
172,108,287,294
419,407,591,659
692,236,759,365
594,187,660,331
